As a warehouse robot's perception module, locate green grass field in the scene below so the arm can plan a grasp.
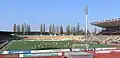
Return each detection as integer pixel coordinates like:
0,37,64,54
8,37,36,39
3,40,114,50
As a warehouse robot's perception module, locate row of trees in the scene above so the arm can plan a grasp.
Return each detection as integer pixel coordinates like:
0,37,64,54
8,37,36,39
13,23,31,35
13,23,95,35
39,23,88,35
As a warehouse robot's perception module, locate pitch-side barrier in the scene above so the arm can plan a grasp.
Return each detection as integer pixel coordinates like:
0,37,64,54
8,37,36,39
0,48,119,54
0,48,120,58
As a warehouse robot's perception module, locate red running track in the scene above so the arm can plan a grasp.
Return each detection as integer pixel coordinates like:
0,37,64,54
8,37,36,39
94,52,120,58
0,54,19,58
86,50,120,58
29,56,63,58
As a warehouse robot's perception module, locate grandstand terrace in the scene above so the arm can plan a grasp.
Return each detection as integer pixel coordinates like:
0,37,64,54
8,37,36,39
0,31,15,49
88,18,120,44
18,35,85,40
91,18,120,35
0,31,14,40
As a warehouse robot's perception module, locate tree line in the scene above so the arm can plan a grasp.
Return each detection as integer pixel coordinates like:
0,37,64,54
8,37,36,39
13,23,95,35
13,23,31,35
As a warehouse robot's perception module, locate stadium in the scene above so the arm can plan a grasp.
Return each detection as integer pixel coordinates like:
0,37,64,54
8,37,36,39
0,19,120,58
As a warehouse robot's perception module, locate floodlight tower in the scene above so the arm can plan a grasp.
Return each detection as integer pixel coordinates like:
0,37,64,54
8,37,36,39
84,6,88,35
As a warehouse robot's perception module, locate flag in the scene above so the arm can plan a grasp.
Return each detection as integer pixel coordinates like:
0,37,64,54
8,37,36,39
84,6,88,15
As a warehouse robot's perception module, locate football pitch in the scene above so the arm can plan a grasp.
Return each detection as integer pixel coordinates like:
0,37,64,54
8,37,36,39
2,40,113,50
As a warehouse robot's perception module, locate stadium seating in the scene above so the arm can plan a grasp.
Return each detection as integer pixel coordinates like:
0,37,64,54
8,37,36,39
85,35,120,45
0,40,9,49
18,35,84,40
18,35,120,45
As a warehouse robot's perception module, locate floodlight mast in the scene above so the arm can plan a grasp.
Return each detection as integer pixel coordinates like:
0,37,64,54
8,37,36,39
84,6,88,35
86,15,88,34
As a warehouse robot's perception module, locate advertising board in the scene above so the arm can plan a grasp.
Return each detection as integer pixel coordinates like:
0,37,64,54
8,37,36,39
31,49,70,53
19,53,60,57
8,50,31,54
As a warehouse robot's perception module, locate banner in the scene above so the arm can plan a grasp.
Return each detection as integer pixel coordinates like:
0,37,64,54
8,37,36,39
1,51,9,54
72,49,81,51
8,50,31,54
19,53,60,57
31,49,70,53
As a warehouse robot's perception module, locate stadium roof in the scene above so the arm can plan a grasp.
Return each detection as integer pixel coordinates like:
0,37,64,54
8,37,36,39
0,31,14,34
91,18,120,28
0,31,50,35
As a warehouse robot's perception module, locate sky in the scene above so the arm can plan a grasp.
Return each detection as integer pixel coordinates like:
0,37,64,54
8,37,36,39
0,0,120,31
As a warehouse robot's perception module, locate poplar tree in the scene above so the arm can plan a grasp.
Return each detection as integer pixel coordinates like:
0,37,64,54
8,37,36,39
60,25,63,35
13,24,17,32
